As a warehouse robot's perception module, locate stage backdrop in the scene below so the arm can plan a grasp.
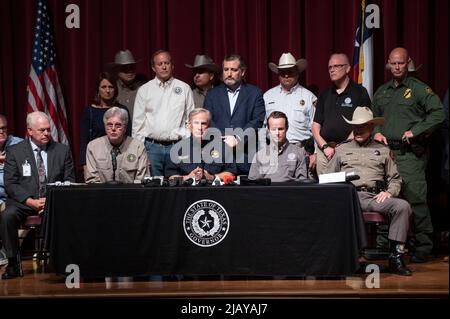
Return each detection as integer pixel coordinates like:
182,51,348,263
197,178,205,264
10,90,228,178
0,0,448,167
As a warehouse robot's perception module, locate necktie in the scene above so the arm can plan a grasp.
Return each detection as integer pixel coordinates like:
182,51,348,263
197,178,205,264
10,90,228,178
110,147,120,181
35,148,47,197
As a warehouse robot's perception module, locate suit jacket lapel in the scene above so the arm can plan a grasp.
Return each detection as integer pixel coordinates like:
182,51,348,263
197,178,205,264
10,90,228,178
220,85,232,119
46,141,54,182
231,83,248,118
25,139,39,186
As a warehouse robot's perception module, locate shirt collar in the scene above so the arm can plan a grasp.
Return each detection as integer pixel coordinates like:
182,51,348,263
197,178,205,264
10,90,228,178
226,85,241,94
29,139,47,152
279,83,300,94
155,76,173,88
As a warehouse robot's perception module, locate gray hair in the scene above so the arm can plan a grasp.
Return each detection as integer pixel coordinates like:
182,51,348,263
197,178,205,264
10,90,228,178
103,107,129,126
188,108,211,125
26,111,50,128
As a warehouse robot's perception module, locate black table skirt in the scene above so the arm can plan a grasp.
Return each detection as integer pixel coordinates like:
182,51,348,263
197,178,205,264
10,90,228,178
43,183,366,278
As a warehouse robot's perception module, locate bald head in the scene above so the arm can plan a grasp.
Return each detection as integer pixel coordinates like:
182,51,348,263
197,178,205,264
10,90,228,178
388,47,411,83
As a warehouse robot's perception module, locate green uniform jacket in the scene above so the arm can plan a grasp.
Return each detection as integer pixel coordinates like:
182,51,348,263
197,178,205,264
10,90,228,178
372,76,445,139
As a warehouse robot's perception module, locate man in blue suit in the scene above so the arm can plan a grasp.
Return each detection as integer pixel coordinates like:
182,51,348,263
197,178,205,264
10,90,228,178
204,54,265,174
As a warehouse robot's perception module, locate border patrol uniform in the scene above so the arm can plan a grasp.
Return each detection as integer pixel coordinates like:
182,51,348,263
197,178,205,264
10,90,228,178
327,138,412,243
372,76,445,258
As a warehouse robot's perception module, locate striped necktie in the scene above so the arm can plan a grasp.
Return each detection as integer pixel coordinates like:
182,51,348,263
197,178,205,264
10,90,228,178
35,147,47,197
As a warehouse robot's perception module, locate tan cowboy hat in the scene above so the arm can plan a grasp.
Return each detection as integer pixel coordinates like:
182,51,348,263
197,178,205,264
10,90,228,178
343,106,384,126
268,52,307,74
185,54,221,73
110,50,140,65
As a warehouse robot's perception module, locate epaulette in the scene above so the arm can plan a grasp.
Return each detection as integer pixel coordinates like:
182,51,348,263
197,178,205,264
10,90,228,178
374,139,390,147
336,139,353,148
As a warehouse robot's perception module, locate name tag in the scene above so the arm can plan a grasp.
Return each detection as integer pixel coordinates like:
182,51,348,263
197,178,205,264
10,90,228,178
22,160,31,176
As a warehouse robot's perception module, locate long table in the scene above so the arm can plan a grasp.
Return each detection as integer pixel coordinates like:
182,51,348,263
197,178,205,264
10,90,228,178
43,183,367,278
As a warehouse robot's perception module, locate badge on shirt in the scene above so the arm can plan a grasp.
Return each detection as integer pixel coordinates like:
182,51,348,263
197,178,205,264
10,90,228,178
404,88,412,99
127,154,136,162
299,99,305,106
287,153,297,161
22,160,31,177
373,150,381,156
210,150,220,159
425,87,434,95
174,87,183,95
341,97,353,107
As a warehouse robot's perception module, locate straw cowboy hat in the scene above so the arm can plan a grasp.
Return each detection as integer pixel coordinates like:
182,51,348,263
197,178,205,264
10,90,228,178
342,106,384,126
110,50,140,65
268,52,307,74
185,54,221,73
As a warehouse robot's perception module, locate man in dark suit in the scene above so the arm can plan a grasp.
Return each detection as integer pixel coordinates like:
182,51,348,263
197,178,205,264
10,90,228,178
204,54,265,174
0,111,75,279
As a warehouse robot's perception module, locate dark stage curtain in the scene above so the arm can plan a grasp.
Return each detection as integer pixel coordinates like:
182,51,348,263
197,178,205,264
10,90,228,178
0,0,448,166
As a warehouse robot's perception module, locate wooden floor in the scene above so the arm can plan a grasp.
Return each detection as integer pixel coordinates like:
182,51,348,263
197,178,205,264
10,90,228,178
0,257,448,299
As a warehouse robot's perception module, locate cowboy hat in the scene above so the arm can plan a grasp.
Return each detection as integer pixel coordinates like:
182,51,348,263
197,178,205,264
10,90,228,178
268,52,307,74
407,59,422,73
185,54,221,73
343,106,384,126
110,50,140,65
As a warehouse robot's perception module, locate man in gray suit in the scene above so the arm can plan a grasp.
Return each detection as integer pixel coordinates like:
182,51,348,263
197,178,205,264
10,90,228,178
0,112,75,279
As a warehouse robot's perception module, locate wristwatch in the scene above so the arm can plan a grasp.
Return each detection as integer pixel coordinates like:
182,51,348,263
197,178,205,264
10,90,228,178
321,143,329,151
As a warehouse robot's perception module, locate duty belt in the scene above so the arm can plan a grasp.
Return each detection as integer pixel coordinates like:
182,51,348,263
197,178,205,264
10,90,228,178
356,186,379,193
387,139,403,150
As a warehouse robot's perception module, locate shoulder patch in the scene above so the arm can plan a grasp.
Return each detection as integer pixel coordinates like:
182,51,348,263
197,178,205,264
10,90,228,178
425,87,434,95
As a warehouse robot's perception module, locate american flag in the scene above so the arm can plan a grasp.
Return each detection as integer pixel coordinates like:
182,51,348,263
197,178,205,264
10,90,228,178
352,0,374,98
27,0,69,145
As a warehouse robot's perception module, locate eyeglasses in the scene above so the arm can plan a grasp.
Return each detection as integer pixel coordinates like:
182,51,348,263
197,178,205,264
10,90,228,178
0,126,7,132
328,64,347,71
106,123,124,130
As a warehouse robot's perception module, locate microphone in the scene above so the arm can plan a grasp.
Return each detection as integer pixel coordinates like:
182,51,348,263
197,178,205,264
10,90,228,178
107,147,122,184
239,176,271,186
183,177,195,186
345,172,360,182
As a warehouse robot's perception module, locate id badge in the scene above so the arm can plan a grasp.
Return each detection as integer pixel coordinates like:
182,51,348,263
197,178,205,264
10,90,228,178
22,160,31,177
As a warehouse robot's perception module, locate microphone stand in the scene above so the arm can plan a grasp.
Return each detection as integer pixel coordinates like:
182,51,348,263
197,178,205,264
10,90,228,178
199,138,207,186
107,147,122,185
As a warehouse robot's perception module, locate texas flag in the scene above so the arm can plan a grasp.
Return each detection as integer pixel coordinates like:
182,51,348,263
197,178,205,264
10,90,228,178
352,0,374,98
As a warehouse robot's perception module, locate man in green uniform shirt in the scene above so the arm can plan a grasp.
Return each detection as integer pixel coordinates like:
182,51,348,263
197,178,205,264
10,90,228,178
372,47,445,263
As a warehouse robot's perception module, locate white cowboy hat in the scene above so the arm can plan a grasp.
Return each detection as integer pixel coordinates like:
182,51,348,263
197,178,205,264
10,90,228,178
268,52,307,74
185,54,221,74
343,106,384,126
110,50,140,65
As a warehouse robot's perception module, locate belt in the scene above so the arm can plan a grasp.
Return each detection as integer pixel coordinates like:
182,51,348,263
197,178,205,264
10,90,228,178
145,138,179,146
356,186,379,193
387,139,403,150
